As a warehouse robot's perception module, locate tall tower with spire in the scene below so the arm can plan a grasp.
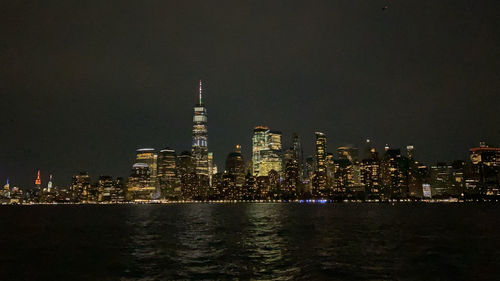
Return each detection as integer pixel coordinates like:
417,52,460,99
192,80,209,178
47,174,53,191
35,170,41,187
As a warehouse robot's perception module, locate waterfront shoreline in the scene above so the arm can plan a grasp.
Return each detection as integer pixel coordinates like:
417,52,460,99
3,198,500,205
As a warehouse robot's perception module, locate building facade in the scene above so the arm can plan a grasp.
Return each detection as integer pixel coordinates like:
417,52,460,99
192,80,209,178
469,143,500,196
252,126,283,177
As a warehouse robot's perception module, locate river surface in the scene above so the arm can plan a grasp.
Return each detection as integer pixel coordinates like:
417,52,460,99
0,203,499,280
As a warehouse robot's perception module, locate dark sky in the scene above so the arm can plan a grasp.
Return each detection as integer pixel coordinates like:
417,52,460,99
1,0,499,188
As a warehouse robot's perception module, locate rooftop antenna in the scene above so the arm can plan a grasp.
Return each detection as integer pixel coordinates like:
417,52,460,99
199,80,203,105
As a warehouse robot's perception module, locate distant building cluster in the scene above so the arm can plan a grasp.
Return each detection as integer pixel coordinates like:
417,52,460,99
1,82,500,204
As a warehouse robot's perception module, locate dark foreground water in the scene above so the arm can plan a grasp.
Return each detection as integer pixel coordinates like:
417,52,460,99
0,204,499,281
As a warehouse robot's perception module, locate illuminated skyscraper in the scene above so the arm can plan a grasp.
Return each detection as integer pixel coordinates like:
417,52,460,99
268,131,282,151
430,162,453,196
361,148,381,195
135,148,157,179
337,146,362,188
226,145,245,175
315,132,327,173
157,148,177,181
157,147,179,197
71,172,91,202
326,153,335,187
450,160,466,196
35,170,41,187
177,151,197,199
178,151,195,175
313,132,327,193
128,148,159,200
208,152,217,185
267,130,283,175
226,144,245,186
292,133,304,180
47,174,53,192
406,145,415,160
192,80,209,178
134,148,158,189
284,155,300,198
252,126,282,177
291,133,303,162
381,148,405,198
304,156,314,179
127,163,156,200
469,143,500,196
252,126,269,176
97,175,122,202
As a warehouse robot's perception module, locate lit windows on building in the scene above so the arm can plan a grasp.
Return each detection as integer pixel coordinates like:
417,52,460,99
469,143,500,196
315,132,327,173
192,81,209,178
252,126,282,177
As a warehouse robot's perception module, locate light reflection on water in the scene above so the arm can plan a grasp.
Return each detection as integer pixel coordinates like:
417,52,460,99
0,204,499,280
123,204,500,280
126,204,299,280
242,204,299,280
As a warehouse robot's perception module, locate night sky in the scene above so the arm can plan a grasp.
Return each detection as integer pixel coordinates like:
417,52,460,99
1,0,499,188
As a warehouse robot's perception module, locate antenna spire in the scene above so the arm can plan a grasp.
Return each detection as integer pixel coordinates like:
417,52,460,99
199,80,203,105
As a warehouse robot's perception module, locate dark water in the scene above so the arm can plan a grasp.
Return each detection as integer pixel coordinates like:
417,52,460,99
0,204,499,280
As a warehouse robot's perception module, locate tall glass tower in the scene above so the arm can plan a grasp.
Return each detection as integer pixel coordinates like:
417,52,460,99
315,132,327,173
313,132,328,191
292,133,304,179
252,126,282,177
192,80,209,177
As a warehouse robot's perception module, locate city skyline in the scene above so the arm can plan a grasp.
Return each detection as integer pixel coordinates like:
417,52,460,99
1,77,498,199
1,2,499,280
1,78,499,189
3,84,495,203
1,1,499,188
